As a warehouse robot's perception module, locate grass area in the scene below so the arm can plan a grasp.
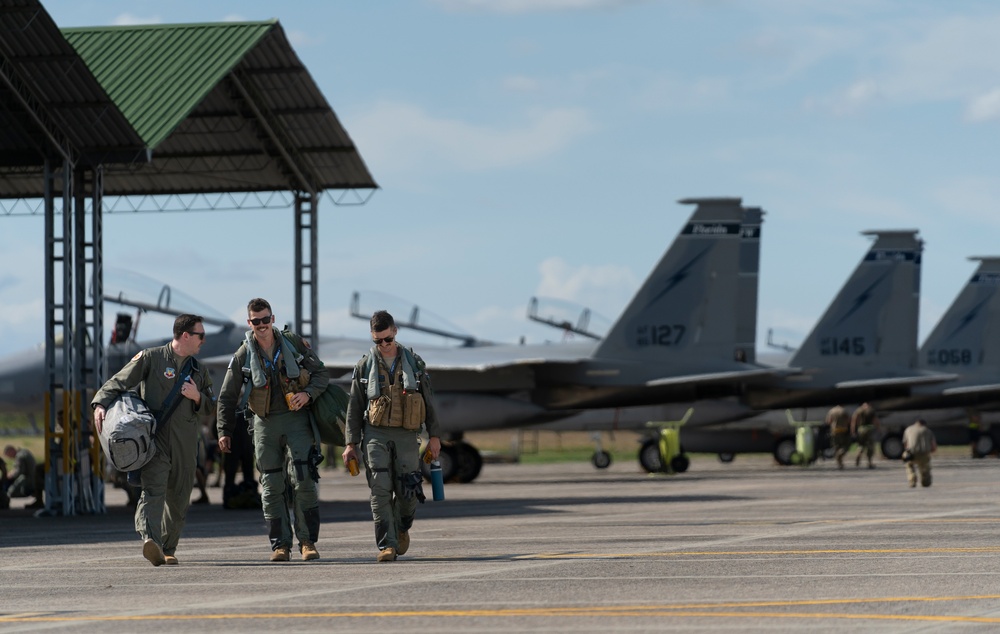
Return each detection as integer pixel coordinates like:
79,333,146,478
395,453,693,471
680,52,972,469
465,430,644,463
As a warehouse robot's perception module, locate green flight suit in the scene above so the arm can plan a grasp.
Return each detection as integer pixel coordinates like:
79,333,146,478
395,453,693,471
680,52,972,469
345,345,441,553
216,328,330,552
92,344,214,556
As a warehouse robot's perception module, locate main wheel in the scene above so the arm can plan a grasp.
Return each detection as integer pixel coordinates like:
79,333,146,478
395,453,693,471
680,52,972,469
880,434,903,460
773,437,796,466
638,438,663,473
974,434,995,457
592,450,612,469
670,454,690,473
452,441,483,483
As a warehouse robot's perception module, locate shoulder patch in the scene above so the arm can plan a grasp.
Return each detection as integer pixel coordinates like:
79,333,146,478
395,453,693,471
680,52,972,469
131,351,142,362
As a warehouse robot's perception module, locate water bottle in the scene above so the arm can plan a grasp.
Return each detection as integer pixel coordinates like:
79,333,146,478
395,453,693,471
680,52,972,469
429,460,445,501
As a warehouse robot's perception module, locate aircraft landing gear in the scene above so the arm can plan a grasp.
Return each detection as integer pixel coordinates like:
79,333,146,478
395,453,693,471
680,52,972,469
880,433,903,460
421,438,484,484
589,432,613,469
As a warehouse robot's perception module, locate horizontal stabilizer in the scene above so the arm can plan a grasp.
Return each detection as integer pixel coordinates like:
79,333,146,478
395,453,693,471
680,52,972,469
834,373,958,389
646,366,788,387
940,383,1000,396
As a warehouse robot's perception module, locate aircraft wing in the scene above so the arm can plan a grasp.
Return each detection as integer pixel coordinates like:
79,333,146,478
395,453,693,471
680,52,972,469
940,383,1000,396
645,366,793,388
834,373,959,389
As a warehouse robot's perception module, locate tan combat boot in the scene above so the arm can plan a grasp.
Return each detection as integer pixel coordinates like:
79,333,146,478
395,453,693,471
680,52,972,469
300,541,320,561
397,531,410,556
377,546,396,562
142,538,165,567
163,555,179,565
270,546,291,562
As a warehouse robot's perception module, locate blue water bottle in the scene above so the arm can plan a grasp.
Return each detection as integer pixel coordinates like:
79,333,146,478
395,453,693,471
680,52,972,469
429,460,445,501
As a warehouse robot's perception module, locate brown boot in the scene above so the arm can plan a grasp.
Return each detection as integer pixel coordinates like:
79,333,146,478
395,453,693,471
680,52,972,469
142,538,165,567
377,547,397,562
300,541,319,561
163,555,179,565
397,531,410,556
270,546,291,562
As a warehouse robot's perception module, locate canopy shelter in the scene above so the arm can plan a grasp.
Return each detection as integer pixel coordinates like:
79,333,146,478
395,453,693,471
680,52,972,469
0,0,376,516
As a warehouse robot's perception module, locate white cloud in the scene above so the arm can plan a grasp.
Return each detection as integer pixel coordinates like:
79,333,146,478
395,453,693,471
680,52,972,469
112,13,162,25
287,29,322,48
349,101,595,176
535,256,636,312
965,88,1000,122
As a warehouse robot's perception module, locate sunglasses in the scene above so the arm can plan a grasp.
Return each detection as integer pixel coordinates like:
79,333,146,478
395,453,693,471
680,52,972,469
249,315,274,326
373,336,395,345
188,331,206,340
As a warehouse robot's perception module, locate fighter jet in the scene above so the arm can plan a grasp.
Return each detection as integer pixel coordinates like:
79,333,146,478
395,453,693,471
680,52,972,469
539,228,963,470
668,257,1000,465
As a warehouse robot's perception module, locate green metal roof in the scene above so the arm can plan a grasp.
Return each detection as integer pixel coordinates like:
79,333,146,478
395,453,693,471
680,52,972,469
62,21,275,148
2,13,376,199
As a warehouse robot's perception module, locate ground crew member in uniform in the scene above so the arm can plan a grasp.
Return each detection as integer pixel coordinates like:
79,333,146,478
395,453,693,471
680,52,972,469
902,418,937,487
851,402,880,469
3,445,36,498
967,410,982,458
216,298,330,562
92,314,213,566
825,405,852,470
342,310,442,562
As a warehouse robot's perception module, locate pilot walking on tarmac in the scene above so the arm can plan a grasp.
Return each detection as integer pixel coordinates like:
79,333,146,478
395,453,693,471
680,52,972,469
825,405,852,470
902,418,937,487
92,314,214,566
343,310,441,562
851,402,880,469
216,298,330,562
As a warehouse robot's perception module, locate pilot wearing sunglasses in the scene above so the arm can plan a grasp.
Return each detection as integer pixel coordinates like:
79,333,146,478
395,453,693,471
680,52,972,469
91,314,214,567
343,310,441,562
216,297,330,563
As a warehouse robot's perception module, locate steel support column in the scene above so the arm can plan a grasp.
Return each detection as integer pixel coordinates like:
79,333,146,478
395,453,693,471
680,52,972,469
294,192,318,342
43,158,75,516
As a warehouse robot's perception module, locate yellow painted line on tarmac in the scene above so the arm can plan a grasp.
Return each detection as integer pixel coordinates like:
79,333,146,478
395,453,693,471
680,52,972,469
519,546,1000,559
6,596,1000,624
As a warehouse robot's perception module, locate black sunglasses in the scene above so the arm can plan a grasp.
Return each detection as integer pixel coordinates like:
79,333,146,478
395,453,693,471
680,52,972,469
373,336,395,345
249,315,274,326
188,331,206,340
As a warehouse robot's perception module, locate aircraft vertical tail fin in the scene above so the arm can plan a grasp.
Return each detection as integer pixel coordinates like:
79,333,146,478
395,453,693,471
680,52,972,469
920,257,1000,372
737,207,764,364
789,230,922,373
593,197,751,369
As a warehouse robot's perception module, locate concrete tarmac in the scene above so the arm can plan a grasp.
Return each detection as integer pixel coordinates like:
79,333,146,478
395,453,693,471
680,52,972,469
2,451,1000,632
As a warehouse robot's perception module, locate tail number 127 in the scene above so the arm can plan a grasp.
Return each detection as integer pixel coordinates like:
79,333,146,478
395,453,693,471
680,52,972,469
636,324,687,346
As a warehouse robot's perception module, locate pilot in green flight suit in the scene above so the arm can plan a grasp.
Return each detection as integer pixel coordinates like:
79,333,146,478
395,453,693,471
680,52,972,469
216,298,330,562
343,310,442,562
92,314,214,567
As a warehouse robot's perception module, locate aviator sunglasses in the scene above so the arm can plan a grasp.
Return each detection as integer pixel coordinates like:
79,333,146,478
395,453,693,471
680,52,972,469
249,315,274,326
372,336,395,345
188,331,206,340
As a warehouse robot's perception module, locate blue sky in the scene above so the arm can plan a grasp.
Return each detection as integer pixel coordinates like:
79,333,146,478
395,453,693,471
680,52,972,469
3,0,1000,359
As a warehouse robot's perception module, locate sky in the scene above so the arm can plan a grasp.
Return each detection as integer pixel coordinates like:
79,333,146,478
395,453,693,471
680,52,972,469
2,0,1000,360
